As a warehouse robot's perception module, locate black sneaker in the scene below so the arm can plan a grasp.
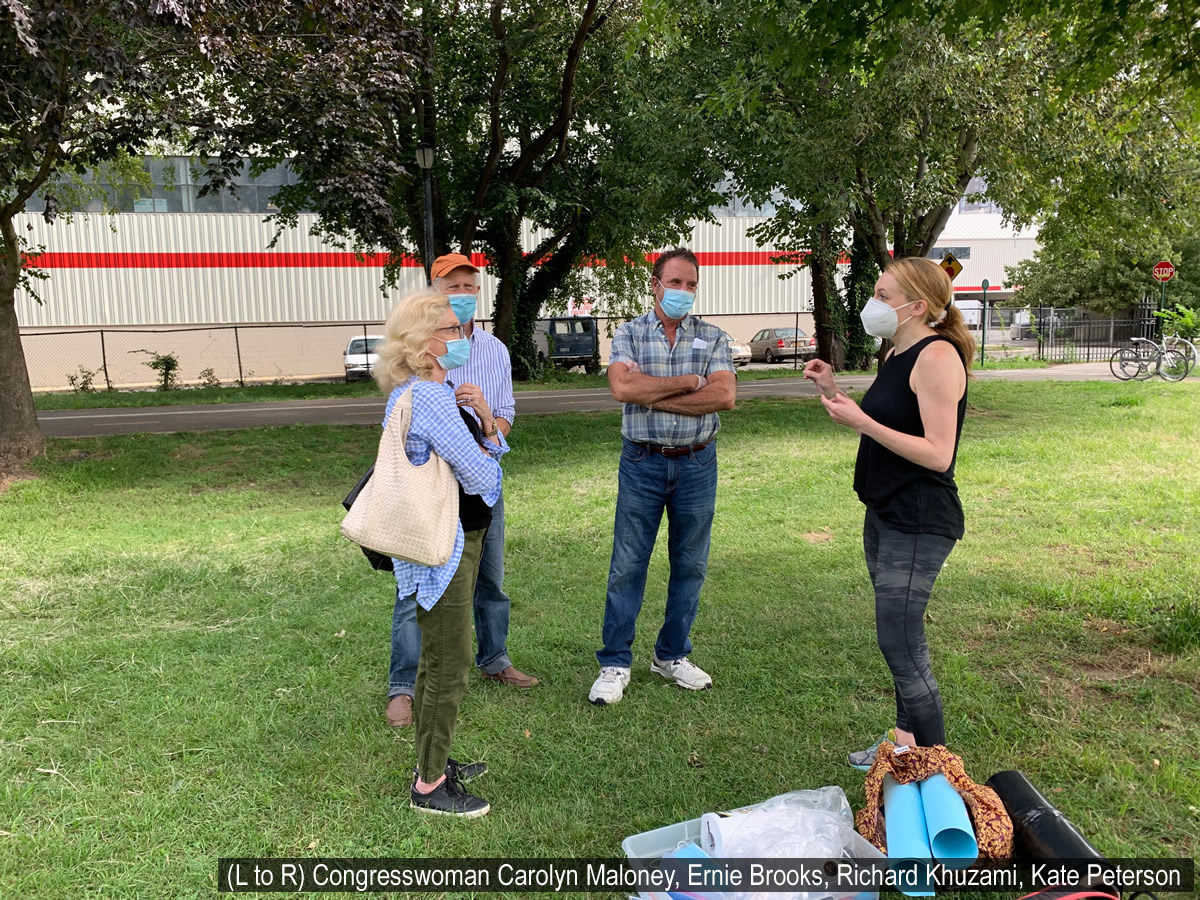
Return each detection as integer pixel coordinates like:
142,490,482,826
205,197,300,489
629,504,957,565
410,775,490,818
447,758,487,782
412,758,488,784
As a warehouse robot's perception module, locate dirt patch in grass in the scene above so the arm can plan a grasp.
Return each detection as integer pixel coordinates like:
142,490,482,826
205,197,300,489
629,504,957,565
0,467,35,494
50,447,117,463
170,444,207,461
965,404,1011,418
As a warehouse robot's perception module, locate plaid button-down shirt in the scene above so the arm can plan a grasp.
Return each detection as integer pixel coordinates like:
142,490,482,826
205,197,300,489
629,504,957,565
609,310,735,446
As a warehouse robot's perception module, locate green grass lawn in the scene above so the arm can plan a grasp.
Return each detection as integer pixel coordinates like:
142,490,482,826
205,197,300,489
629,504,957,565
31,361,1066,411
977,356,1049,370
31,368,828,409
3,381,1198,898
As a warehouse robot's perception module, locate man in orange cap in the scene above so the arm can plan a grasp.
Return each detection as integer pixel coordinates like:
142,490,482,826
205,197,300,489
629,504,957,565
386,252,538,729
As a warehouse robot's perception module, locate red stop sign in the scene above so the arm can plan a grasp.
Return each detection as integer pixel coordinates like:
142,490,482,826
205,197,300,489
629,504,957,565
1152,260,1176,282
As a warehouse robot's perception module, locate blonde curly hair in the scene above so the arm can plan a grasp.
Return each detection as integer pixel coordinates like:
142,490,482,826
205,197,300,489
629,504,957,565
374,289,452,393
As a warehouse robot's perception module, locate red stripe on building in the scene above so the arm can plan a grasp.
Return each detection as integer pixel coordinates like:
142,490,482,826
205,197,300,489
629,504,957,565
24,250,807,269
22,250,992,291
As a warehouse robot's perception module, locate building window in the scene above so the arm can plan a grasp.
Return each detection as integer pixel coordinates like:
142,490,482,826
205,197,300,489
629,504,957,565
929,246,971,260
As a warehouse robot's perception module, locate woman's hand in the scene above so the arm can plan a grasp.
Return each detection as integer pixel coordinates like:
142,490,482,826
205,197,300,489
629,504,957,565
803,358,837,398
454,382,492,421
820,392,872,432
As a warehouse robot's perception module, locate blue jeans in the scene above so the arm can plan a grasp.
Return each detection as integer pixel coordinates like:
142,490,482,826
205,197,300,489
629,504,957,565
389,495,511,697
597,439,718,669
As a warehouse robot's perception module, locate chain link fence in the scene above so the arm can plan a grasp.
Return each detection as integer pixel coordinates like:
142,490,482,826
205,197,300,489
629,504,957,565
20,306,1155,392
21,312,826,392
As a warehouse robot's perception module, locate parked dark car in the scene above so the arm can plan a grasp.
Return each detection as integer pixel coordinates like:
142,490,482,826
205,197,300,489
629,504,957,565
748,327,817,363
535,316,600,372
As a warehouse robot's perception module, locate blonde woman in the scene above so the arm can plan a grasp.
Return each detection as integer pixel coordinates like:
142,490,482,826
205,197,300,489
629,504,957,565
804,256,975,768
375,289,506,817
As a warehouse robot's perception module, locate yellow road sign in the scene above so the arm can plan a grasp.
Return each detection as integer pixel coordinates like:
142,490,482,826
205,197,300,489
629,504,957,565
939,251,963,281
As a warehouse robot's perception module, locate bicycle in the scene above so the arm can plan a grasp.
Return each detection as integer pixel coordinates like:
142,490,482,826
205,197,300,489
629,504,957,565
1110,337,1190,382
1164,332,1199,375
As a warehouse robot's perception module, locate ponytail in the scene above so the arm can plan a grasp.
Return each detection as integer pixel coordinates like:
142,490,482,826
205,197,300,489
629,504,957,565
886,256,976,376
933,303,976,375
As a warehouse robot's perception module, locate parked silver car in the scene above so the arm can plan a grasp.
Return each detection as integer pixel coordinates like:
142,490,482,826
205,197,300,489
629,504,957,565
344,335,384,381
748,327,817,364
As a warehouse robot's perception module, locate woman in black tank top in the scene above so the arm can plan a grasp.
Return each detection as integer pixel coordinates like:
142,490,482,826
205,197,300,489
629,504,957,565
804,257,975,763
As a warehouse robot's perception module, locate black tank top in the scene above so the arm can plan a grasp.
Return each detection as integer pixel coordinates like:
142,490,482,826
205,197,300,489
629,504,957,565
457,408,493,533
853,335,966,540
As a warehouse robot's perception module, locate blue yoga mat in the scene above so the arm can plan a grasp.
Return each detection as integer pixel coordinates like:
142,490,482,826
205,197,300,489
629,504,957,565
882,774,935,897
919,773,979,868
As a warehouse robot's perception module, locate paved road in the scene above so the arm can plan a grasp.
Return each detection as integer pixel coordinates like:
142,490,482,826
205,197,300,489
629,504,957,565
37,362,1116,439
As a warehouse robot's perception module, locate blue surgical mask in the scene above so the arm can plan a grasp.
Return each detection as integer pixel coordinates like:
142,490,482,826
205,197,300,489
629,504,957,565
436,337,471,370
447,293,477,325
659,285,696,319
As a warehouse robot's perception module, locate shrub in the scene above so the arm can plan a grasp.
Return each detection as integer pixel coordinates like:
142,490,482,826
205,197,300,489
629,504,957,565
65,366,98,393
131,349,180,391
198,367,222,389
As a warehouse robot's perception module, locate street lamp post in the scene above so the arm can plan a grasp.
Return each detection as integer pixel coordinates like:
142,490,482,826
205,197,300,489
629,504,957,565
415,143,435,286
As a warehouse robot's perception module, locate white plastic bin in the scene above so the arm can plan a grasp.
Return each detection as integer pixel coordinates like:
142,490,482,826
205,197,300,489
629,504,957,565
622,805,884,900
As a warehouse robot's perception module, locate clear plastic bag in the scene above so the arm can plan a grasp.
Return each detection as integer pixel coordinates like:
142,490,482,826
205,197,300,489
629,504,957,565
698,787,856,900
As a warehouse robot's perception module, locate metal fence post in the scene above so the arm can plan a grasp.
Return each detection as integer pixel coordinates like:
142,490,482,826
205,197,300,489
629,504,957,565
794,309,800,370
363,324,370,378
234,326,245,387
980,299,988,368
99,329,113,391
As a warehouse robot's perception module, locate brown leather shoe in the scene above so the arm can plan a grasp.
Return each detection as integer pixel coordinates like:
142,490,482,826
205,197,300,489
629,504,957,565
386,694,413,727
481,665,539,688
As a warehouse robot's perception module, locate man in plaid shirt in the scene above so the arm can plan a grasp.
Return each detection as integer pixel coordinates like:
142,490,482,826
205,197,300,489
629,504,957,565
589,248,737,706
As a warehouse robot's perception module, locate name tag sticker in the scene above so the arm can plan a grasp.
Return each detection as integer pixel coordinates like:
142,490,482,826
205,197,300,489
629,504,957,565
692,338,707,349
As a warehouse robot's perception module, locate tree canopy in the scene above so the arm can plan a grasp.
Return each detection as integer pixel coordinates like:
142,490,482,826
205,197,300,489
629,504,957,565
0,0,199,468
197,0,727,376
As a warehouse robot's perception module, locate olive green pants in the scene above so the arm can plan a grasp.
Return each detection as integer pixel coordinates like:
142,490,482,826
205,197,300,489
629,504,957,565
413,527,486,782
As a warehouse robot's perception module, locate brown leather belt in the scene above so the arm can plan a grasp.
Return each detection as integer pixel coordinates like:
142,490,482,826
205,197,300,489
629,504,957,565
635,440,710,458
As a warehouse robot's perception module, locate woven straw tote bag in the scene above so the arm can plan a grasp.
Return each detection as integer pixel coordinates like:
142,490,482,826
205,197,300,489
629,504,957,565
340,385,459,566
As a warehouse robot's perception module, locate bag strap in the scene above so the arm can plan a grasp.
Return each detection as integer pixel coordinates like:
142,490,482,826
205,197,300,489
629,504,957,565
383,384,416,445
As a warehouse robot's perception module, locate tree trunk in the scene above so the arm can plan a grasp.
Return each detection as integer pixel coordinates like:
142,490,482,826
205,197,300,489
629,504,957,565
0,288,45,473
489,217,519,343
810,224,846,371
843,225,879,371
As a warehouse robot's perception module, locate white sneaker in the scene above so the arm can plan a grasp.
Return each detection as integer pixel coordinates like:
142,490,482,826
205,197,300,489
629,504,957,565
651,655,712,691
588,666,632,705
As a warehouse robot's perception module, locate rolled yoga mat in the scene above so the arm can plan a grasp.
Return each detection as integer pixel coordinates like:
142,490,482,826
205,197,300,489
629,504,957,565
918,773,978,868
985,770,1105,860
986,770,1115,894
882,774,935,897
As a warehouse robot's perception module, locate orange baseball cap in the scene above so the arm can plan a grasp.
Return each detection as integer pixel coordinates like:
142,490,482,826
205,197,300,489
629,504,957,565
430,253,479,280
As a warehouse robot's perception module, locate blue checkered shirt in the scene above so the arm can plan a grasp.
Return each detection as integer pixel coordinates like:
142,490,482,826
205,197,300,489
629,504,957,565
383,377,508,610
610,311,735,445
450,327,516,427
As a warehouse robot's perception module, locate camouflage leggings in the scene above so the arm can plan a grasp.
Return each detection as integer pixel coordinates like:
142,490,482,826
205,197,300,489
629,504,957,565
863,508,956,747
